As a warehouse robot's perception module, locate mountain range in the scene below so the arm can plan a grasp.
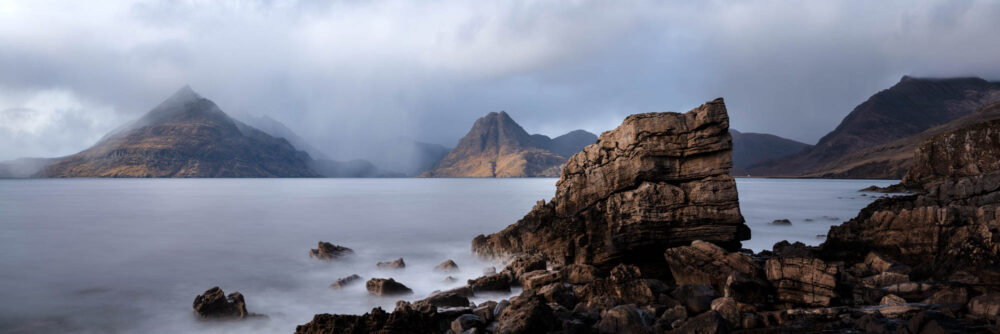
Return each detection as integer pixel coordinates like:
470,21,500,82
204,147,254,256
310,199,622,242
421,111,596,177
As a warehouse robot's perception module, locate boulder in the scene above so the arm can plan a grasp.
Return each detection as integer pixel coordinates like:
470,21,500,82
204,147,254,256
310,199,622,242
880,294,907,306
595,305,653,334
376,258,406,269
710,297,741,325
561,264,600,284
450,314,484,333
472,99,749,269
294,302,447,334
495,292,556,334
418,291,470,308
365,278,413,296
330,274,361,290
921,287,967,313
192,286,250,319
435,259,459,273
765,257,838,307
503,254,547,281
468,273,511,293
309,242,353,260
664,240,764,294
520,270,562,290
669,310,731,334
671,285,717,314
968,293,1000,318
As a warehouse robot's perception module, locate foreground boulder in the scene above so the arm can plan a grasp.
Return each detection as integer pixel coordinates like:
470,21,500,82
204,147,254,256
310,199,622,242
309,242,353,260
473,98,749,270
192,287,251,319
366,278,413,296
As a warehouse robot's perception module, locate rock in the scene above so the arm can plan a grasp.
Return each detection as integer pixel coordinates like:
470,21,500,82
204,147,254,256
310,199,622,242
671,285,717,314
495,292,556,334
418,291,470,308
474,301,498,323
863,252,911,275
309,242,353,260
444,276,458,283
669,310,731,334
654,306,688,331
520,270,562,290
503,254,547,281
450,314,484,333
765,256,838,307
880,294,907,306
472,99,749,269
330,274,362,290
494,300,510,318
595,305,653,334
577,264,665,306
365,278,413,296
483,267,497,275
192,287,251,319
562,264,600,285
882,282,936,301
537,283,577,308
468,273,511,293
376,258,405,269
663,240,764,296
860,272,910,288
294,302,447,334
435,259,459,273
771,219,792,225
710,297,741,325
968,293,1000,318
921,287,967,313
723,273,769,305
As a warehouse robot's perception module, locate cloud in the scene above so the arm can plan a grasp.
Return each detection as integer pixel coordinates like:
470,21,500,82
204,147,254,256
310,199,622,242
0,0,998,161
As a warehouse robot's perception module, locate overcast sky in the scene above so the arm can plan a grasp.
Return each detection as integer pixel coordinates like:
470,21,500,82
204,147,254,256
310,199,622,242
1,0,999,161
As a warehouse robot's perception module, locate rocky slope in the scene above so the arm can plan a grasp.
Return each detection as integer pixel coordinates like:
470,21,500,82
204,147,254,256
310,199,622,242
294,98,1000,333
748,76,1000,177
729,130,810,176
36,86,318,177
471,98,749,271
422,111,595,177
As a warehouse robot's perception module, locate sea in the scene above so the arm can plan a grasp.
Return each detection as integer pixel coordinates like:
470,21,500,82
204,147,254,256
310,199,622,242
0,178,898,333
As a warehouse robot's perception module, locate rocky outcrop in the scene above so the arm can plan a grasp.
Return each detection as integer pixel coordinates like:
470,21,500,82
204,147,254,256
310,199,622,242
473,98,749,270
309,242,353,260
192,287,254,319
434,259,459,273
366,278,413,296
376,258,406,269
330,274,361,290
823,118,1000,279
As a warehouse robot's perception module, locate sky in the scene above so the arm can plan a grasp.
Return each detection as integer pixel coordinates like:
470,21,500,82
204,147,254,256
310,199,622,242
1,0,999,161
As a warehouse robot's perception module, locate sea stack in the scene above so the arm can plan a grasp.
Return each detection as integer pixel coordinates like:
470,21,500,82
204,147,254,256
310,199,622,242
472,98,749,269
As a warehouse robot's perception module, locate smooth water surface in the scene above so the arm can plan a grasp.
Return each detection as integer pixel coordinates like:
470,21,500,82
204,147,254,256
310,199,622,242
0,178,897,333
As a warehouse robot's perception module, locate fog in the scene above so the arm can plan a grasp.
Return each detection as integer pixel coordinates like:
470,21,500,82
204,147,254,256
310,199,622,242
2,0,1000,161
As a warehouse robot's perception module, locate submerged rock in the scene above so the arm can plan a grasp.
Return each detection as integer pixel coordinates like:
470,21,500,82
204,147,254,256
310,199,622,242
771,219,792,225
376,258,406,269
472,98,749,270
193,287,252,319
330,274,361,290
309,242,353,260
365,278,413,296
434,259,459,272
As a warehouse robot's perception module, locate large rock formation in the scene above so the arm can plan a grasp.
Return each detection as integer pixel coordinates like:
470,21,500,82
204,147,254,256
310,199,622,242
823,118,1000,279
36,86,318,177
472,98,749,269
748,76,1000,178
422,111,595,177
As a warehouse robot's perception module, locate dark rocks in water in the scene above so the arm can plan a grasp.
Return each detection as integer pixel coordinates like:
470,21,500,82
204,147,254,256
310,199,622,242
450,314,485,333
309,242,353,260
771,219,792,225
376,258,405,269
472,98,749,271
365,278,413,296
468,273,511,293
418,290,471,308
295,301,462,334
192,287,252,319
434,259,459,272
330,274,361,290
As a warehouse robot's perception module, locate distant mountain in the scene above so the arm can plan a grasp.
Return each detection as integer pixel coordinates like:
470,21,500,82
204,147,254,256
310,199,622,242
802,100,1000,178
0,157,53,178
729,130,810,175
36,86,318,177
536,129,598,159
748,76,1000,177
237,114,329,160
423,111,591,177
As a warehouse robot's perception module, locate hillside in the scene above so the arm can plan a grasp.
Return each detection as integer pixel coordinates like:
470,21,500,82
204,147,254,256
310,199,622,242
729,130,810,175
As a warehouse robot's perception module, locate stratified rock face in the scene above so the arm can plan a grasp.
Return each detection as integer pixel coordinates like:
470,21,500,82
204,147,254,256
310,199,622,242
36,86,317,177
472,98,749,269
422,111,568,177
824,118,1000,278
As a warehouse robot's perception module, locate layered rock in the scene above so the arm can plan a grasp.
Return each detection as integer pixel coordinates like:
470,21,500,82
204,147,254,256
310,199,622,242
823,118,1000,278
472,98,749,270
366,278,413,296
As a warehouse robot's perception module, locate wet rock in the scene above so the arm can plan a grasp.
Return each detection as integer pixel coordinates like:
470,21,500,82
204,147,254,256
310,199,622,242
765,256,838,307
671,285,717,314
468,273,511,293
710,297,741,325
418,291,470,308
653,306,687,331
880,294,907,306
330,274,361,290
495,292,556,334
294,301,449,334
561,264,600,284
664,240,765,299
365,278,413,296
450,314,484,333
771,219,792,225
473,99,749,269
521,270,562,290
922,287,967,313
309,242,353,260
503,254,547,281
474,301,498,323
435,259,459,273
669,310,731,334
538,283,577,308
882,282,936,301
860,272,910,288
595,305,653,334
968,293,1000,318
192,287,251,319
493,299,510,318
376,258,405,269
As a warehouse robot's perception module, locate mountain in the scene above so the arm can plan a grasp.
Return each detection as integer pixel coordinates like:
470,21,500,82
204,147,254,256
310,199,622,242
36,86,318,177
801,100,1000,178
540,129,598,158
236,114,329,160
0,157,53,178
729,129,810,175
748,76,1000,177
422,111,590,177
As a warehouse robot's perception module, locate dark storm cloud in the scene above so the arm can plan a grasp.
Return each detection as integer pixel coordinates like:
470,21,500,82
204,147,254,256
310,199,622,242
1,0,999,161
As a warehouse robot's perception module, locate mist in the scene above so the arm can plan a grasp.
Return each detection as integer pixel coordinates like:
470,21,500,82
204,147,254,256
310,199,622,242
2,0,1000,162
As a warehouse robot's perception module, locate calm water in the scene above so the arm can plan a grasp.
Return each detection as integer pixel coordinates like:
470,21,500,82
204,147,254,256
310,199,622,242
0,178,897,333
